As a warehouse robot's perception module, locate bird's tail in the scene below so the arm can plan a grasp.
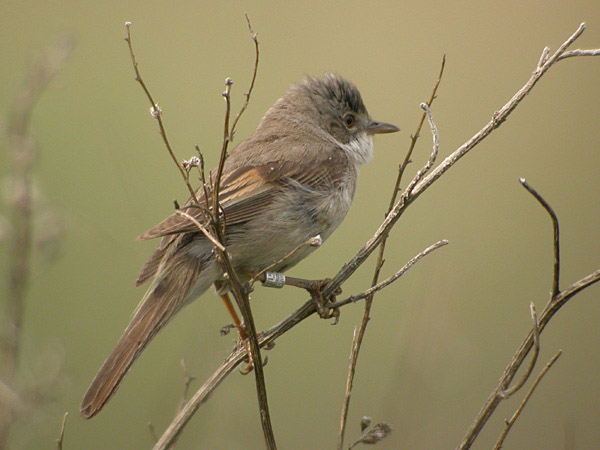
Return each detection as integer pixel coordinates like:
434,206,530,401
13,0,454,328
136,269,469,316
80,254,204,419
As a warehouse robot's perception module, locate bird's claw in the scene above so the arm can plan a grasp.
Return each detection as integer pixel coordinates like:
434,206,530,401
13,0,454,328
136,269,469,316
307,278,341,324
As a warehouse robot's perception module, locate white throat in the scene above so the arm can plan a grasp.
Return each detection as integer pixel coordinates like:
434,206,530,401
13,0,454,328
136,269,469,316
342,132,373,165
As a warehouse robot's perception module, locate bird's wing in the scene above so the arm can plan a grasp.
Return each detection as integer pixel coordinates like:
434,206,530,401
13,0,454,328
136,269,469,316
137,150,347,241
135,145,349,286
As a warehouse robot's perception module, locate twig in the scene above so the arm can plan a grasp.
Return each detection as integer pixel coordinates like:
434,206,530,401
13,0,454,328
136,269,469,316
173,209,225,252
250,235,323,286
456,177,598,448
405,103,440,196
204,16,276,449
229,14,260,137
498,302,540,400
329,240,448,309
492,351,562,450
56,412,68,450
520,179,560,298
557,48,600,61
336,57,446,450
124,23,199,204
212,14,259,235
178,360,195,413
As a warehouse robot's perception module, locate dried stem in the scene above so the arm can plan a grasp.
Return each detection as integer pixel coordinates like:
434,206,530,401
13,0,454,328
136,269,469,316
492,351,562,450
250,235,322,287
498,302,540,400
212,14,259,235
336,56,446,449
124,23,199,204
330,240,448,309
520,179,560,298
173,209,226,252
55,412,68,450
456,177,599,449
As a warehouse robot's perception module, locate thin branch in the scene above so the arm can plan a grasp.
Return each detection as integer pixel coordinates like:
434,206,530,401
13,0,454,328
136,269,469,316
336,57,446,450
229,14,260,136
519,179,560,298
212,77,233,235
498,302,540,400
557,48,600,61
212,14,259,234
177,360,195,413
397,55,446,194
203,16,275,448
492,351,562,450
124,23,199,204
250,235,322,287
56,412,68,450
173,209,225,252
329,240,448,309
457,141,598,450
405,103,440,196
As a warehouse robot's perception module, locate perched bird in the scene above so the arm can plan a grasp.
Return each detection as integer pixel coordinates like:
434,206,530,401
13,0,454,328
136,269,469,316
81,73,399,418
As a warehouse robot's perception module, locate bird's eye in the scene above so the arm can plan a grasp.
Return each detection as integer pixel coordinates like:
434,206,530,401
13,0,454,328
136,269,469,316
344,114,356,128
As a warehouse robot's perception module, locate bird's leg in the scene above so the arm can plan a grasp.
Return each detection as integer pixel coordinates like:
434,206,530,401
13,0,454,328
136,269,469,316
256,271,341,324
215,284,254,374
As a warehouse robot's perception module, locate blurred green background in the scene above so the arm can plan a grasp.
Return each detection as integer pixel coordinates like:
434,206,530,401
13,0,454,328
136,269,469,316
2,1,600,449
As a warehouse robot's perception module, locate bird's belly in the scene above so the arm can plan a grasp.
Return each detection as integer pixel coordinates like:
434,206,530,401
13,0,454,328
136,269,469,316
227,185,353,273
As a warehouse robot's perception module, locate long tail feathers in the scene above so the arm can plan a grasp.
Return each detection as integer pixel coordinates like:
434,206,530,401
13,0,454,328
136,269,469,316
80,255,201,419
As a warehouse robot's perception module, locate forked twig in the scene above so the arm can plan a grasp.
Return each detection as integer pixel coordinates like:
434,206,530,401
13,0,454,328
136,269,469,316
492,351,562,450
456,176,599,450
498,303,540,400
330,240,448,308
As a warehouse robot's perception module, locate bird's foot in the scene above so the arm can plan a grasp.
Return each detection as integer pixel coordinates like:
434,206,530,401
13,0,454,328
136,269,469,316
285,277,341,324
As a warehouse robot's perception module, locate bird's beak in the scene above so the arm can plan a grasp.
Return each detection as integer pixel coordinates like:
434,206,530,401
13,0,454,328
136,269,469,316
366,120,400,135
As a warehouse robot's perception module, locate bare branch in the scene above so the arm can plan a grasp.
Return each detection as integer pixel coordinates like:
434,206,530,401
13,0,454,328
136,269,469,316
322,23,598,303
519,179,560,298
55,412,68,450
336,56,446,450
173,209,225,252
557,48,600,61
492,351,562,450
405,102,440,196
330,240,448,309
124,22,199,204
250,235,322,287
498,302,540,400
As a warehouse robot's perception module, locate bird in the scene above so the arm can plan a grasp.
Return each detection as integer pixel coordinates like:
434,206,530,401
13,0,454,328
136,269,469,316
80,73,399,418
